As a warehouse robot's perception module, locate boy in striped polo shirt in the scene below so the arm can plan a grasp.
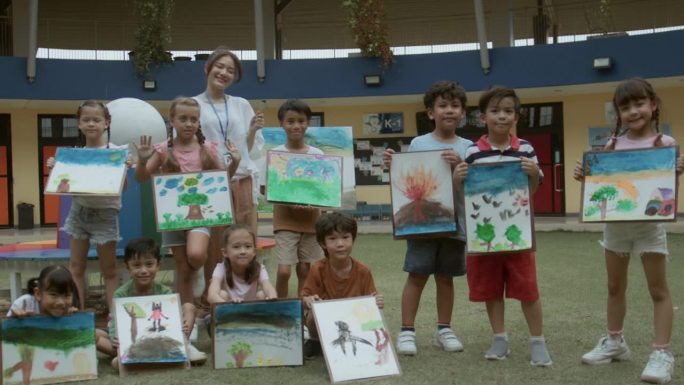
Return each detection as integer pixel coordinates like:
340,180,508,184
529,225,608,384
454,86,552,367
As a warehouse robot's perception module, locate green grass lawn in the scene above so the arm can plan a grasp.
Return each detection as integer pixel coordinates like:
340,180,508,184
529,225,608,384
4,231,684,384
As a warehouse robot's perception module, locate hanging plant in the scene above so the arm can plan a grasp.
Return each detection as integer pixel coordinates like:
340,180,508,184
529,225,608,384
132,0,175,76
342,0,393,68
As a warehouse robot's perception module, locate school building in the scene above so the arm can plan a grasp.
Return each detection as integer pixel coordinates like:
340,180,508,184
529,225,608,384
1,0,683,228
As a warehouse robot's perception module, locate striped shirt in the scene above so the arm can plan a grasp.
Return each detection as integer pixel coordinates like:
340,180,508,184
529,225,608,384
464,134,544,183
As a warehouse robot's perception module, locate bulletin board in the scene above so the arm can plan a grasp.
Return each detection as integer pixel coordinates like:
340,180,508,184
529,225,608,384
353,137,414,185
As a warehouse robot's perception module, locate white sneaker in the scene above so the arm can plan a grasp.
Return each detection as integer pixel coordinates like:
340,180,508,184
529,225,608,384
303,325,311,341
192,267,205,299
396,330,417,356
187,343,207,365
582,336,631,365
189,323,198,343
641,349,674,384
433,328,464,352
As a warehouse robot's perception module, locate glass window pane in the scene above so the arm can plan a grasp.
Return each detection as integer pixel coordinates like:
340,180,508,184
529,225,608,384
63,118,79,138
41,118,52,137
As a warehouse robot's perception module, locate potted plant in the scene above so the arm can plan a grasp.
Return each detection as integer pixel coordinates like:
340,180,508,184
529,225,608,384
132,0,175,75
342,0,393,68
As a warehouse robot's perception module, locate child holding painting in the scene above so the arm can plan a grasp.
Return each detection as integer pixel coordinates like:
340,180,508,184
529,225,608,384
300,212,384,359
265,99,325,298
383,80,472,356
101,237,207,368
46,100,130,311
134,96,240,307
574,78,684,384
5,266,81,384
453,86,551,366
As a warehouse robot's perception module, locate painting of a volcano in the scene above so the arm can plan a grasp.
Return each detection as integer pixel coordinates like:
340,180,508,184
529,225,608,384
212,299,303,369
580,146,678,222
390,150,456,239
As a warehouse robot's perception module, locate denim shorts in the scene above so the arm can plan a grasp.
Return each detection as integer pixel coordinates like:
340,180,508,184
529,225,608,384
404,238,466,277
62,201,120,244
601,222,668,258
161,227,211,247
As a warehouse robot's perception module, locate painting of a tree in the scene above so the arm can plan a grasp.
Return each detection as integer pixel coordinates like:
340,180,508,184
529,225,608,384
505,225,524,248
476,223,496,252
152,170,233,231
230,341,252,368
589,185,618,220
581,147,677,222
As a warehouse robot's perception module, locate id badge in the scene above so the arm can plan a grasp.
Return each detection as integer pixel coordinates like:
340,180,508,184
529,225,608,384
224,153,232,166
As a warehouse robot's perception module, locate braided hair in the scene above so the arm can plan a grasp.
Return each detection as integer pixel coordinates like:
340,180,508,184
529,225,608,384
162,97,221,173
76,100,111,148
606,77,661,150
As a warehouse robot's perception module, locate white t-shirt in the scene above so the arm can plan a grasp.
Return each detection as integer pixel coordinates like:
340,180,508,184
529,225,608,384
194,94,264,203
6,294,40,317
211,262,269,301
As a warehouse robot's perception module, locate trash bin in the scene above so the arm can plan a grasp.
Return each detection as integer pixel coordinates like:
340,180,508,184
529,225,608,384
17,203,34,229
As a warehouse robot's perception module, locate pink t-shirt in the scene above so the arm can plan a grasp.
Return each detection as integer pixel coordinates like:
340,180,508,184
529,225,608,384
211,262,269,301
608,134,676,150
153,141,220,172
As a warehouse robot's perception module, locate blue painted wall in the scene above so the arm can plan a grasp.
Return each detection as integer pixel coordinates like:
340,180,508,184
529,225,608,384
1,30,683,101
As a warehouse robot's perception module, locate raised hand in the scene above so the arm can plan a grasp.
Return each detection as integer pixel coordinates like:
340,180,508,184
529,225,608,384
250,111,265,132
133,135,155,163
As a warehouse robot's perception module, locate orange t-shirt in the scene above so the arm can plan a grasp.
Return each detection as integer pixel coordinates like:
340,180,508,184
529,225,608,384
300,257,377,299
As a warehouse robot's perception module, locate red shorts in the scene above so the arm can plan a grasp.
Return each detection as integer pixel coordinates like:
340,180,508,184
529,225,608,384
466,252,539,302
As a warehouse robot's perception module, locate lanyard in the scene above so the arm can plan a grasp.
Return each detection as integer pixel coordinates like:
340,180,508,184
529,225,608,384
205,92,229,141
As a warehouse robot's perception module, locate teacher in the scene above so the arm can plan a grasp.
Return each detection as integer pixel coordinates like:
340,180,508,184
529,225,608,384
194,46,264,234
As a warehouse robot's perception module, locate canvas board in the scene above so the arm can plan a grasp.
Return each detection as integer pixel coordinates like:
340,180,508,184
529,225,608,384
260,126,357,209
389,150,457,239
312,296,401,383
45,147,127,196
212,299,303,369
266,150,343,208
113,294,188,366
580,146,678,222
151,170,233,231
1,312,97,385
464,161,535,254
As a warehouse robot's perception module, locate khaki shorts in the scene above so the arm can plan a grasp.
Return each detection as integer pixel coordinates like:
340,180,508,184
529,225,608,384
275,230,324,265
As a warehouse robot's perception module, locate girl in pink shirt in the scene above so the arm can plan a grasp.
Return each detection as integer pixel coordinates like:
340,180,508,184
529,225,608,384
135,97,240,304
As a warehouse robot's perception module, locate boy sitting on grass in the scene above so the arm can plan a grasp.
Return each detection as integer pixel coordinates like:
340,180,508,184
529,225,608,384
300,212,384,358
99,237,207,368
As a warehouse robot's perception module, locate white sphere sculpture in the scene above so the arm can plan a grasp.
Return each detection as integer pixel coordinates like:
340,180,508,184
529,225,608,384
106,98,167,154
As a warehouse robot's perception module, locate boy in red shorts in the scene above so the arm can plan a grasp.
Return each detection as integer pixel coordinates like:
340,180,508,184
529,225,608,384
454,86,551,367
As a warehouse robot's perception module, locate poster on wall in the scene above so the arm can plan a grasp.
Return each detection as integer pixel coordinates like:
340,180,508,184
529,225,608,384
580,146,678,223
464,161,535,254
362,113,404,134
353,137,413,186
260,126,356,209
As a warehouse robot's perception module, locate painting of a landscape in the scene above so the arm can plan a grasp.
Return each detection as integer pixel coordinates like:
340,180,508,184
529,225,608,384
266,151,343,208
464,161,534,254
45,147,127,196
581,147,678,222
212,299,303,369
260,126,356,209
1,312,97,385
